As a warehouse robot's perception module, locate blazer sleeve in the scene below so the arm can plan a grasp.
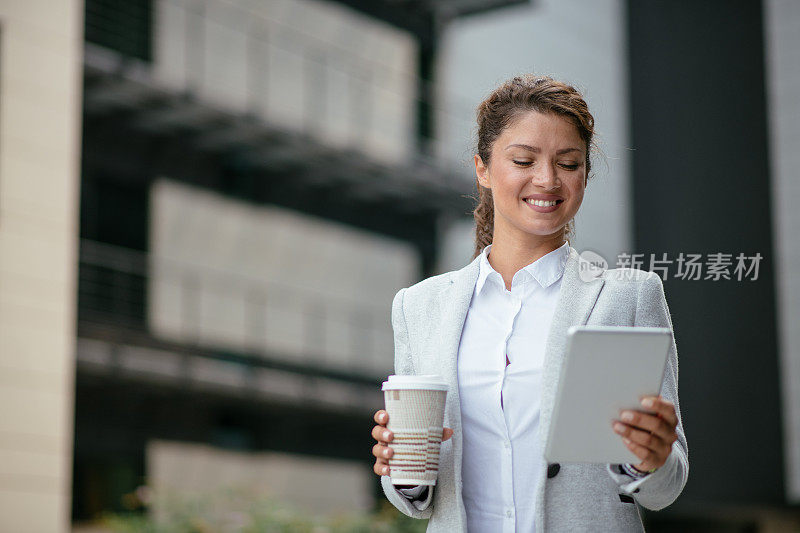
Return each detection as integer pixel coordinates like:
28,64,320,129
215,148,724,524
605,271,689,510
380,287,436,519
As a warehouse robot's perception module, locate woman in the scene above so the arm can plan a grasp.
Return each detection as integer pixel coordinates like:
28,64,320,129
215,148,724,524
370,74,688,532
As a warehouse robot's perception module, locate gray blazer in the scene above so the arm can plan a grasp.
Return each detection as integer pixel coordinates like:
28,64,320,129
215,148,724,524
380,245,689,532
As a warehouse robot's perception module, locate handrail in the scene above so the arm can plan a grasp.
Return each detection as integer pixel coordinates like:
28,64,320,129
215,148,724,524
78,239,393,374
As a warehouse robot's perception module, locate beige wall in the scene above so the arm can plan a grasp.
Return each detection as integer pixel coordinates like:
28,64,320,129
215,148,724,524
153,0,418,165
149,179,418,376
147,440,373,521
0,1,82,531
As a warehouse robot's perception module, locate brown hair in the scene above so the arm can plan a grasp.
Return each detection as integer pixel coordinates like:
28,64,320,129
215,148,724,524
472,74,596,258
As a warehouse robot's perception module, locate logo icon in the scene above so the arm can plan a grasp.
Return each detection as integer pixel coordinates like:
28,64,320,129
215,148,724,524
578,249,608,282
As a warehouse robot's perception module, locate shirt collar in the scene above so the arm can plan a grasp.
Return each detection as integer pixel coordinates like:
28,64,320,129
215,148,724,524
475,240,571,294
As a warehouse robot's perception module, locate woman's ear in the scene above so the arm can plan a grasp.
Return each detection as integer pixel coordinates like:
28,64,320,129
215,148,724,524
475,154,490,189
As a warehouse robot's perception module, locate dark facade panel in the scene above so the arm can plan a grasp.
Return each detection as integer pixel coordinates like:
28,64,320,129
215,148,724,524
627,0,783,507
85,0,152,61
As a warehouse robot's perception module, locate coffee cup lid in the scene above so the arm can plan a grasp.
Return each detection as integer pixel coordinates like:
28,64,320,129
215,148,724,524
381,374,448,391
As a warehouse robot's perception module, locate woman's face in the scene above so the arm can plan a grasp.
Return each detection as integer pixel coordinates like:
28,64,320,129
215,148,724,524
475,110,587,244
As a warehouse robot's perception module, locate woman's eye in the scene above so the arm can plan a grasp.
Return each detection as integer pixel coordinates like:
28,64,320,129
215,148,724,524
512,160,532,166
560,163,579,170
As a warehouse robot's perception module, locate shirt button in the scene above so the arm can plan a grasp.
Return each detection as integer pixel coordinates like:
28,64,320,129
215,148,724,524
506,510,512,518
504,441,511,449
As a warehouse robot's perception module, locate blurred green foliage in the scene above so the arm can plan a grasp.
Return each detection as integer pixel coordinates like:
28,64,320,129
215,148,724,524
101,486,428,533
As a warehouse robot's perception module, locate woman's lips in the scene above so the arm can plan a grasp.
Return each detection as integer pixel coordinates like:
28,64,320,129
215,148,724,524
523,198,563,213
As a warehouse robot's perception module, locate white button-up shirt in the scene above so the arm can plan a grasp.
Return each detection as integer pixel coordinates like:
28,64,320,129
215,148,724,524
458,241,569,533
396,241,650,518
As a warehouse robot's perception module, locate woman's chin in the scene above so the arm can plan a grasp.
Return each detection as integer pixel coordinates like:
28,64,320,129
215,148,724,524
523,218,566,232
515,225,567,239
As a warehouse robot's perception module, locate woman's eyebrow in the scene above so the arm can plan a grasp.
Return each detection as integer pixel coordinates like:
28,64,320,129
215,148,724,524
505,144,582,155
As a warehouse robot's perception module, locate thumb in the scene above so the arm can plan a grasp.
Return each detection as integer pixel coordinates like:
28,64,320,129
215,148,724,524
442,427,454,441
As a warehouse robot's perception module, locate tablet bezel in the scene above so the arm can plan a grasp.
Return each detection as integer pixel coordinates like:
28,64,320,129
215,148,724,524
544,325,672,464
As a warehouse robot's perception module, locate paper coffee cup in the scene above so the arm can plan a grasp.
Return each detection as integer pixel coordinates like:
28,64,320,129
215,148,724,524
381,375,448,486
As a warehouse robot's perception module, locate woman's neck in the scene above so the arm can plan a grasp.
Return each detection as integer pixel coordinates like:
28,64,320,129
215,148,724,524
487,232,566,291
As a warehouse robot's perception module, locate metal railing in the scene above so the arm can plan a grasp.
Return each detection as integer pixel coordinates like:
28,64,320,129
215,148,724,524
83,0,480,173
78,239,392,375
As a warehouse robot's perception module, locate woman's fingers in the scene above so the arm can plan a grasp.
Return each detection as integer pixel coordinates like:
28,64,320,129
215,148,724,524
372,431,393,477
371,425,393,444
374,410,389,425
613,420,665,451
640,395,678,428
621,437,656,468
372,410,393,476
615,396,678,443
372,442,394,460
372,416,453,477
373,457,390,476
613,415,672,471
615,411,674,442
372,440,393,476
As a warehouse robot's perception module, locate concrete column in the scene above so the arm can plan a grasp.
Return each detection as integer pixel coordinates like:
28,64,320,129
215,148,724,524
764,0,800,505
0,1,83,531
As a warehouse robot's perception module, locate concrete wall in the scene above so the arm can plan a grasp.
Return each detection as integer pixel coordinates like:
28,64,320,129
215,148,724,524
146,440,373,521
153,0,418,165
148,179,418,375
434,0,632,271
764,0,800,504
0,1,82,531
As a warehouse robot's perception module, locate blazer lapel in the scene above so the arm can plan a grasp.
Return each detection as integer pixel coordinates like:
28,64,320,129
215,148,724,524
538,246,605,450
438,254,481,488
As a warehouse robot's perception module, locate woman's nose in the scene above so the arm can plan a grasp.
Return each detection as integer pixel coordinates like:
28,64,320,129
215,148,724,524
532,162,560,188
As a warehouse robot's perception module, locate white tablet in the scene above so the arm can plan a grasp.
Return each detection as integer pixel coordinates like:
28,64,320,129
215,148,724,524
544,325,672,464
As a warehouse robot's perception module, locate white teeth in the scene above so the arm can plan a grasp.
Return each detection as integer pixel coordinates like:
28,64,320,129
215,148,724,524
525,198,559,207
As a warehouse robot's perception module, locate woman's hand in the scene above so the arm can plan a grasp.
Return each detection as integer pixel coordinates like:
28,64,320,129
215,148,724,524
371,409,454,479
611,395,678,474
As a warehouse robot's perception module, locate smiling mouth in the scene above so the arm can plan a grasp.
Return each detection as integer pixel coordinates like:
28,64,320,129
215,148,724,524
524,198,564,207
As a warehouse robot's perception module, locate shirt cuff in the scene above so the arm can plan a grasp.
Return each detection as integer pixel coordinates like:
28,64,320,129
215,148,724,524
398,485,428,499
621,463,652,479
396,485,433,511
